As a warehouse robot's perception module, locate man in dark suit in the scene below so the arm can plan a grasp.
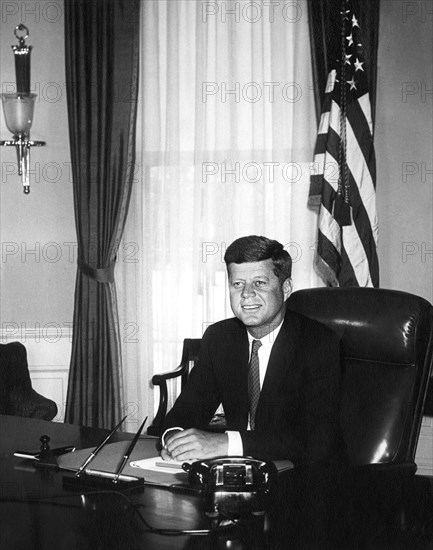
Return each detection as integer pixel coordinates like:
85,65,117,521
161,235,342,465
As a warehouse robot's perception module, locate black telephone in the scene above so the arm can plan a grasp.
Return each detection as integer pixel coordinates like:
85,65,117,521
182,457,277,522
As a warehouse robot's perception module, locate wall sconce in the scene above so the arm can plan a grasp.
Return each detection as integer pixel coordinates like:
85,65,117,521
0,24,45,194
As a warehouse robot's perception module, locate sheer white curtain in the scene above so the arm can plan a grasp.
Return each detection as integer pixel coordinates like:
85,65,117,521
117,0,320,430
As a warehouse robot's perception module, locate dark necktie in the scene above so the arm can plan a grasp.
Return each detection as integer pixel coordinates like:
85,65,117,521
248,339,262,430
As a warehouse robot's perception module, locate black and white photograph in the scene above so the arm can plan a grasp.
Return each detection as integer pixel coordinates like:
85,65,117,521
0,0,432,548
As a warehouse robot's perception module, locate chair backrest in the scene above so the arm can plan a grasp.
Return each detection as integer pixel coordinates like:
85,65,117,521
287,287,433,466
0,342,33,413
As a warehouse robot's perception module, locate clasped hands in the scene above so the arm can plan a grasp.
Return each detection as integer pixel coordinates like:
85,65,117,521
161,428,228,461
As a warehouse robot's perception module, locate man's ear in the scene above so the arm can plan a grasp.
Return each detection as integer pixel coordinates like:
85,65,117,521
283,278,292,301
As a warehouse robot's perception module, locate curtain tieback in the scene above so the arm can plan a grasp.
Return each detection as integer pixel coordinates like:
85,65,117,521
77,257,115,284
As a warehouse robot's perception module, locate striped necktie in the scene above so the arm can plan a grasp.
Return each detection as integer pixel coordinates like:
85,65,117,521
248,339,262,430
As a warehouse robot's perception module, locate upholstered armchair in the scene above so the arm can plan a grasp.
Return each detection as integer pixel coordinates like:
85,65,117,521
0,341,58,421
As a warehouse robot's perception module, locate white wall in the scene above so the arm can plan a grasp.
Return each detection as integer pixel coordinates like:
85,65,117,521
376,0,432,302
0,0,74,419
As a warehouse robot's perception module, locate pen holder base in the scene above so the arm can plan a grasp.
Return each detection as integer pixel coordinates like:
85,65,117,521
63,473,145,493
35,455,60,468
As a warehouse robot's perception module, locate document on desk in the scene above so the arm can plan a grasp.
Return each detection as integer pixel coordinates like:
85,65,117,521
57,440,188,486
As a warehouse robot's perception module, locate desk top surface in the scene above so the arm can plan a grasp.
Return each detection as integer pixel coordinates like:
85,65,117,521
1,414,432,550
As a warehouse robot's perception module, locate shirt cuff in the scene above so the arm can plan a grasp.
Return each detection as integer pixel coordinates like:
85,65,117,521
226,430,243,456
161,427,184,447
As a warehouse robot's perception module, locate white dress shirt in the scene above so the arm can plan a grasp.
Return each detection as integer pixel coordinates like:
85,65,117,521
226,320,284,455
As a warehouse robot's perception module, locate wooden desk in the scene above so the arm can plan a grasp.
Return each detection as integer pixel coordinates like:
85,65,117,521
1,415,432,550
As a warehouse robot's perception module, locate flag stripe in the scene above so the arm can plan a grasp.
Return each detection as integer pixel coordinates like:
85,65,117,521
346,98,377,185
317,230,341,286
339,243,359,287
323,128,342,192
342,219,373,286
345,124,378,239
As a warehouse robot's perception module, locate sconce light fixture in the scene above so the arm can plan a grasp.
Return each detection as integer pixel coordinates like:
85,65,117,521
1,24,45,194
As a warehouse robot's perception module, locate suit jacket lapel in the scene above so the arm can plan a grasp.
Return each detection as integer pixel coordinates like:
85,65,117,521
233,325,249,399
258,310,301,405
225,320,250,429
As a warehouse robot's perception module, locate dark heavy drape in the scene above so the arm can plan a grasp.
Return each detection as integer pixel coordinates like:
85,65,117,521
308,0,380,124
64,0,140,428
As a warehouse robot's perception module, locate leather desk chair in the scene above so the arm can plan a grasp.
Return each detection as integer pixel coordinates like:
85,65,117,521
287,287,433,467
0,341,58,421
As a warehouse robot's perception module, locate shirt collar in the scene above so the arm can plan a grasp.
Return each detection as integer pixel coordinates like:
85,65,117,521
247,319,284,348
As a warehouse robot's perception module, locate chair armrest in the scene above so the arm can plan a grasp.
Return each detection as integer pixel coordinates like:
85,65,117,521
152,362,189,384
147,362,189,436
9,387,58,421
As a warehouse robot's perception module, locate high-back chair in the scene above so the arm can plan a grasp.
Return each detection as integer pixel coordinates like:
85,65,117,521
287,287,433,466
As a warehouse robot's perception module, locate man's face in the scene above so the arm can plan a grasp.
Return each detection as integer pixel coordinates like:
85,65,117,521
227,259,292,338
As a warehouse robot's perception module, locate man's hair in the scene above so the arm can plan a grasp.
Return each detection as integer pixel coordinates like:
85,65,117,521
224,235,292,282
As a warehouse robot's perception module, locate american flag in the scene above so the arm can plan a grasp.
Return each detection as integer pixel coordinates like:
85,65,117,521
309,0,379,287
